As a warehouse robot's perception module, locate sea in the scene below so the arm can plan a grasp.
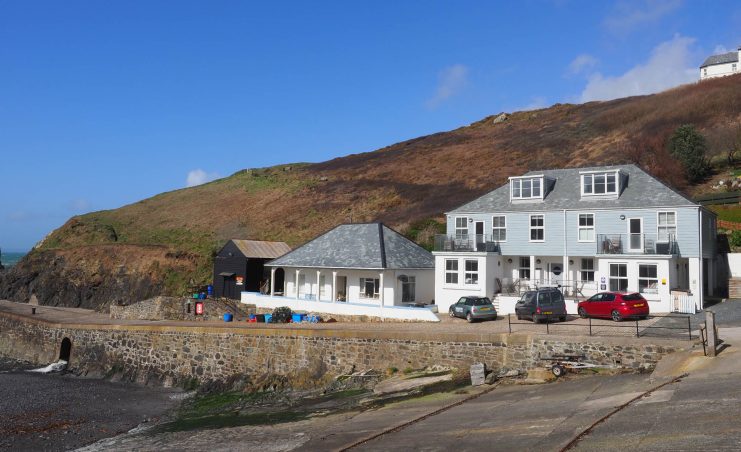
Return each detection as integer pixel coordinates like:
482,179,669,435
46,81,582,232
1,251,26,268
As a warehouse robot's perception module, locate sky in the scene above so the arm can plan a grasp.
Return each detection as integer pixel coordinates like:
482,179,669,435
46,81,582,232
2,0,741,251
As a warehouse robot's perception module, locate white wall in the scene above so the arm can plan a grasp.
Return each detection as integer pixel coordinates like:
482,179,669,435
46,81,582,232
728,254,741,278
701,58,740,80
434,252,501,313
277,266,433,306
595,257,674,312
241,292,440,322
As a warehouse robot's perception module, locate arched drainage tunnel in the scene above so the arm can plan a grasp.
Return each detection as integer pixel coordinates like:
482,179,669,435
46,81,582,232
59,337,71,362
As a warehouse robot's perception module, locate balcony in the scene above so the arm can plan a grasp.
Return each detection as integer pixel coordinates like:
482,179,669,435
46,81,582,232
597,234,677,255
434,234,500,252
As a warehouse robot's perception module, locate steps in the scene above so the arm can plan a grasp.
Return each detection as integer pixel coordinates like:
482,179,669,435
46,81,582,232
730,278,741,299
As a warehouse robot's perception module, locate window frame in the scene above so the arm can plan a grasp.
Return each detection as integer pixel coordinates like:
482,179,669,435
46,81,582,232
445,259,459,285
609,263,628,292
401,275,416,302
359,277,380,299
581,170,620,197
510,176,544,200
656,211,677,242
580,258,595,282
519,256,531,280
454,217,469,238
577,213,595,242
464,259,479,286
529,214,545,242
492,215,507,242
638,264,658,294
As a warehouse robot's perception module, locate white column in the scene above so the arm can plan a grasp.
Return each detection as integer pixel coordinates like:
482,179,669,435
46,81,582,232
316,270,321,301
332,271,337,303
270,268,276,297
563,255,569,294
689,257,702,311
379,272,385,321
530,255,536,285
295,269,301,299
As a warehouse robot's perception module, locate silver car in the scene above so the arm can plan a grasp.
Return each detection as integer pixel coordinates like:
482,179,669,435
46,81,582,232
449,296,498,322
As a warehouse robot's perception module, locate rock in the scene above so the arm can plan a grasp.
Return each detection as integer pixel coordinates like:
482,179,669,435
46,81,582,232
498,368,520,378
492,113,509,124
484,372,498,384
523,368,557,383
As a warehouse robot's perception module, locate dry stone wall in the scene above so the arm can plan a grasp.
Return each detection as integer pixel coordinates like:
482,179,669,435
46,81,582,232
0,312,686,390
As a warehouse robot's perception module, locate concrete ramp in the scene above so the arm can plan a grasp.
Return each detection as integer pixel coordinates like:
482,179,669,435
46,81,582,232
652,326,741,380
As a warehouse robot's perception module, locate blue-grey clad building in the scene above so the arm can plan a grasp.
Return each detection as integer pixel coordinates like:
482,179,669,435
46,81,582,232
433,164,717,314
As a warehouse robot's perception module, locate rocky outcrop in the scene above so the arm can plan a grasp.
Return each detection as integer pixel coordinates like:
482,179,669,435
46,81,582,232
0,246,201,310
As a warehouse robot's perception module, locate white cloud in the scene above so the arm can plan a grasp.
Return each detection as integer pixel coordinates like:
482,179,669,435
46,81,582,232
425,64,469,109
603,0,683,34
713,45,729,54
186,169,220,187
579,35,697,103
567,54,598,75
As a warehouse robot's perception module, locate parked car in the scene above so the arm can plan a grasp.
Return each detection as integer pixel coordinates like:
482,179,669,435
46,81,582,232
449,296,498,322
514,287,567,323
577,292,649,322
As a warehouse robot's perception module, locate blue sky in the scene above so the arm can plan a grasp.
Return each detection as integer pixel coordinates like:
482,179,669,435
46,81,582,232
2,0,741,251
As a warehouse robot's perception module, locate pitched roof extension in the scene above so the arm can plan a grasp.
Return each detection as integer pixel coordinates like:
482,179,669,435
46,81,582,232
700,51,739,68
449,164,697,214
267,223,434,270
230,240,291,259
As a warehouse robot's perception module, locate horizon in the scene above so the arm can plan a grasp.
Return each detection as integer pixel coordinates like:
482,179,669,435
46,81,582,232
3,1,741,250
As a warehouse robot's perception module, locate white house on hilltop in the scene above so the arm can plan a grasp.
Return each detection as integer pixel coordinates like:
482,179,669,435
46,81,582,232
433,164,718,316
700,47,740,80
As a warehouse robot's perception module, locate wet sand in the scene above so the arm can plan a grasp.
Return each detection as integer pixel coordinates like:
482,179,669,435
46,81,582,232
0,357,181,451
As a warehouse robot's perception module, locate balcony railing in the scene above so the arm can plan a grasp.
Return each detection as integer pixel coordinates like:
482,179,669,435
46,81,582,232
434,234,500,252
597,233,677,255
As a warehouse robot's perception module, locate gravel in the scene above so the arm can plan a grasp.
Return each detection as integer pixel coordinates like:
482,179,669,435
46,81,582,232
0,358,181,451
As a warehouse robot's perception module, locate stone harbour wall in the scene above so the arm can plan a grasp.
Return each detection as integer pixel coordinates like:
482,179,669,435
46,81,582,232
0,312,686,389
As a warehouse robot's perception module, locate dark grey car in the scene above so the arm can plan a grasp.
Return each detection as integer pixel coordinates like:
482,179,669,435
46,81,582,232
449,296,498,322
514,288,567,323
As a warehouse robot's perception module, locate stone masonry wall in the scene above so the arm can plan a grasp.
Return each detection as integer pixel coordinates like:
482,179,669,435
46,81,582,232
0,312,686,389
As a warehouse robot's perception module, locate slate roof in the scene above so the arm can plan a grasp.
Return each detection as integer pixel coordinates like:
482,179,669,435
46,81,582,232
700,51,739,68
230,240,291,259
449,164,697,214
267,223,434,270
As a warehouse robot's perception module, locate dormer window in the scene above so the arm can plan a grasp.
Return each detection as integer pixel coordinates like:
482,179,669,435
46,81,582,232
510,176,544,200
581,170,620,197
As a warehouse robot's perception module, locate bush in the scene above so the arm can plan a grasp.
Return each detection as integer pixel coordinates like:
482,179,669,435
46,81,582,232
730,230,741,248
669,125,711,183
272,306,292,323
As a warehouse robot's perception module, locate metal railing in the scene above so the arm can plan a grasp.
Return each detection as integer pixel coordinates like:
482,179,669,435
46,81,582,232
597,233,677,255
499,278,598,298
434,234,500,252
507,313,693,340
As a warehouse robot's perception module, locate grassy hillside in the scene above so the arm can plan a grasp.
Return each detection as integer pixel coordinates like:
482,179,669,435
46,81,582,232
20,74,741,300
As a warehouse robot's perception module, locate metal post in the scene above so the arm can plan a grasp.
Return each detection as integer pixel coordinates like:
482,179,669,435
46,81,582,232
546,317,550,334
589,317,592,336
687,315,692,341
635,320,639,338
508,314,511,334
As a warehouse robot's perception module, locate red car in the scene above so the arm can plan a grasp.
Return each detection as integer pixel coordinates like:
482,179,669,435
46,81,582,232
577,292,649,322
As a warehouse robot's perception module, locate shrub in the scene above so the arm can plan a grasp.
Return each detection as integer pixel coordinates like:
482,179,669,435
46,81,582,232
669,125,711,183
272,306,292,323
730,230,741,248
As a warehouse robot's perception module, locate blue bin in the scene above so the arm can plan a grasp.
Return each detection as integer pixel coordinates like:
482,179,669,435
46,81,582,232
264,314,272,323
306,314,320,323
207,285,213,296
291,313,306,323
223,313,233,322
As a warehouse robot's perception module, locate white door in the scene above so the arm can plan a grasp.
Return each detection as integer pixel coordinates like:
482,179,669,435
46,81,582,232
628,218,643,252
548,263,563,285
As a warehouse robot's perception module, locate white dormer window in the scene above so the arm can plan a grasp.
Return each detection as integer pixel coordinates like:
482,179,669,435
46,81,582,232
510,175,544,200
581,170,620,197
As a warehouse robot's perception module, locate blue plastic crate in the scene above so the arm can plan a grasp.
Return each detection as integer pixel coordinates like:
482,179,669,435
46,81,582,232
291,313,306,323
264,314,272,323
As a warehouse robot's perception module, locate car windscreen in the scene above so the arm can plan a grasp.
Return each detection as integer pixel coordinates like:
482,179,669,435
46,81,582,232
622,293,644,301
473,298,491,306
518,292,535,304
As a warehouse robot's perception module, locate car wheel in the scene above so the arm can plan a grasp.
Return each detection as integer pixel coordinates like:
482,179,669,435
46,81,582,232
516,314,523,320
466,312,474,323
552,364,566,378
559,316,567,322
449,309,455,318
578,307,588,319
639,315,648,321
611,310,622,322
